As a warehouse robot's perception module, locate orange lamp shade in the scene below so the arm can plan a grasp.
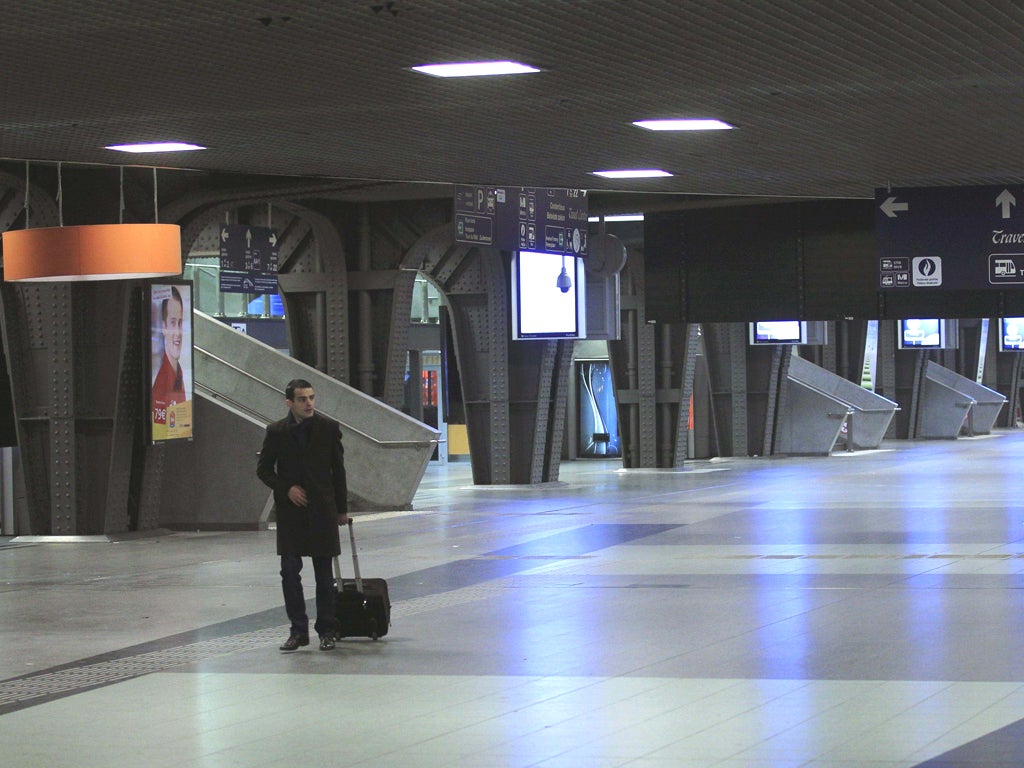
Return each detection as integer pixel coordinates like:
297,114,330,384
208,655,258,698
2,223,183,282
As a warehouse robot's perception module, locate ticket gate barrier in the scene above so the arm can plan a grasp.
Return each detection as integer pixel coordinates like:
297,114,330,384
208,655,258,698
776,356,899,455
917,360,1006,438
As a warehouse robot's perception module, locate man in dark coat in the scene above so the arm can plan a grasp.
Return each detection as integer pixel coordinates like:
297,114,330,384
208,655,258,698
257,378,349,651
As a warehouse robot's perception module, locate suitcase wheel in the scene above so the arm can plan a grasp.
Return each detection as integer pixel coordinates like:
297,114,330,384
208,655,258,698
369,617,378,641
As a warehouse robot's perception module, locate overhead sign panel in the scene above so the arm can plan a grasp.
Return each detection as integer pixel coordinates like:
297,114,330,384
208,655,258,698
219,224,279,294
876,184,1024,290
454,185,588,256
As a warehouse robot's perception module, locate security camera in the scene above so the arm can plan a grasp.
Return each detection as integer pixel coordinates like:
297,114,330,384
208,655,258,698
556,266,572,293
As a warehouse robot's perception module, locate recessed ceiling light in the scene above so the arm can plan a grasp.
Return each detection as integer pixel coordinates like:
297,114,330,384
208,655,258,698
589,214,645,222
591,169,673,179
633,119,734,131
411,61,540,78
105,142,206,153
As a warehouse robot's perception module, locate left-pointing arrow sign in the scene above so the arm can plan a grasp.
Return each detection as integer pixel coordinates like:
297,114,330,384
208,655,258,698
880,196,909,219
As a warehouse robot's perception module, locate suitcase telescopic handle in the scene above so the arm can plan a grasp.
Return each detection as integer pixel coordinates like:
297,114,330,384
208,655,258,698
347,519,365,593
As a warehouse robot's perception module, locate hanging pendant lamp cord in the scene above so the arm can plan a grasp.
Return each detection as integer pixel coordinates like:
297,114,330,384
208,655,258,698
57,162,63,227
23,161,29,229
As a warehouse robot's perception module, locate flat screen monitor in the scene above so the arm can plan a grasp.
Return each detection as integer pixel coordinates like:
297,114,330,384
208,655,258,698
1000,317,1024,351
897,318,943,349
511,250,586,340
749,320,806,345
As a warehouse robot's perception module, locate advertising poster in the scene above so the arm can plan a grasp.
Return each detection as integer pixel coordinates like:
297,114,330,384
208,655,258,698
149,282,194,442
577,361,620,458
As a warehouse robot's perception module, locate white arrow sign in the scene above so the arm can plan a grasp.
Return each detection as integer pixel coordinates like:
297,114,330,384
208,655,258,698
221,228,229,242
880,196,909,218
997,189,1016,219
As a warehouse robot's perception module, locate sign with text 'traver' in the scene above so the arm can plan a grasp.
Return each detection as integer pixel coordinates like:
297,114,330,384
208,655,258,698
876,184,1024,290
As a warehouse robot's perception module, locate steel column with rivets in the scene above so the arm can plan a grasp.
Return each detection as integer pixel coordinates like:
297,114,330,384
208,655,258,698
104,283,143,534
543,340,573,482
674,323,702,466
382,270,417,409
636,320,657,467
484,252,511,484
48,283,76,534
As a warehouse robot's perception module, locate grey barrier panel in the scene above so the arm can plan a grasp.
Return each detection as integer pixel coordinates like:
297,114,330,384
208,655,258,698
918,372,973,439
787,356,898,450
193,311,440,509
923,360,1006,436
775,379,850,456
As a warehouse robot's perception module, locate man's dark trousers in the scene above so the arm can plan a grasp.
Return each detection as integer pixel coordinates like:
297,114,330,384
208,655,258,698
281,554,336,638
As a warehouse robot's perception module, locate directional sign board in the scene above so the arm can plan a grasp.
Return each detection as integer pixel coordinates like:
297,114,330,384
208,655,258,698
219,225,279,294
876,184,1024,290
454,185,588,257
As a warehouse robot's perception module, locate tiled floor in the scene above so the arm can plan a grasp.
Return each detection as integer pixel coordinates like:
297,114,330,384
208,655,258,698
4,434,1024,766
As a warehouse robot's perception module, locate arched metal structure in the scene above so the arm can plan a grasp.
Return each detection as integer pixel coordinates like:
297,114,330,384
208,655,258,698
397,225,572,484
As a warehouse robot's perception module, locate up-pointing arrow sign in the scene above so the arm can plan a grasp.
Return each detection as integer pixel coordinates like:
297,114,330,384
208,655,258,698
880,196,909,218
996,188,1016,219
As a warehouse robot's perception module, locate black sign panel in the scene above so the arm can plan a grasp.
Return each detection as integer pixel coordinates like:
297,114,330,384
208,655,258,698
454,185,588,256
876,184,1024,290
219,225,280,294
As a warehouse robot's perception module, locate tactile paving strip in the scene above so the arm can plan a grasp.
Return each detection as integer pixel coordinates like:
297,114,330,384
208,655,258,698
0,583,512,713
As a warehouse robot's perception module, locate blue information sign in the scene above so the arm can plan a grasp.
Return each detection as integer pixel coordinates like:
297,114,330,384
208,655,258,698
219,225,280,294
454,185,588,256
876,184,1024,290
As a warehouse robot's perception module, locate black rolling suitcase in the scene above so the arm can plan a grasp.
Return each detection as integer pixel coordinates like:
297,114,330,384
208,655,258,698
333,519,391,640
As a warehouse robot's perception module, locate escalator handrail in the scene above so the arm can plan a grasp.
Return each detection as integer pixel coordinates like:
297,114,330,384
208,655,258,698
195,346,441,449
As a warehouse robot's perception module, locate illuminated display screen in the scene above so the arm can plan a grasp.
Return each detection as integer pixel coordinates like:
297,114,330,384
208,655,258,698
511,250,586,340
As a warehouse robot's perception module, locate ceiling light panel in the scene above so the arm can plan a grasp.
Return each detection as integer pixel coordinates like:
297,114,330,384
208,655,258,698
411,61,540,77
105,142,206,153
633,119,734,131
592,169,673,178
589,214,645,222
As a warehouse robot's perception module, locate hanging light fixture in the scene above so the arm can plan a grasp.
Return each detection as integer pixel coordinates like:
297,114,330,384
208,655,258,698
2,163,182,282
3,223,182,281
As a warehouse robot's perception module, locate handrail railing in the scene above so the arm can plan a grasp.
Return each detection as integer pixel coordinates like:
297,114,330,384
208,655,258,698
195,345,281,392
195,345,441,449
193,382,273,424
786,375,900,413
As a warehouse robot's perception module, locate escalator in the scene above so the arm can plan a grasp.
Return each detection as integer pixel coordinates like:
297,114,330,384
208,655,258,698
192,310,439,510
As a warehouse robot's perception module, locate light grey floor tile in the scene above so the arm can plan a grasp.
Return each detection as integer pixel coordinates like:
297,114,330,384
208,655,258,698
7,437,1024,766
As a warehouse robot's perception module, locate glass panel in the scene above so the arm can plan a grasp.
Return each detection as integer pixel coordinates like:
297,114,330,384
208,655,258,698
410,275,441,324
184,257,284,318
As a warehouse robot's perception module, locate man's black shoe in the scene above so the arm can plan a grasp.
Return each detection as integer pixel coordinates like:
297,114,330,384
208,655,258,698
319,635,336,651
280,634,309,651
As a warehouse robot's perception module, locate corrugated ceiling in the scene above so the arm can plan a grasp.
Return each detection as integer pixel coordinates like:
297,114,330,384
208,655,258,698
2,0,1023,199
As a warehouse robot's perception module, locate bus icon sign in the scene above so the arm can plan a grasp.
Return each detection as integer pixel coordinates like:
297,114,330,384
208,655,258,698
990,254,1024,283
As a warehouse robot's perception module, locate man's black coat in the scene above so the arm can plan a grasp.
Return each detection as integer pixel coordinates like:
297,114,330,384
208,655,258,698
257,412,347,557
